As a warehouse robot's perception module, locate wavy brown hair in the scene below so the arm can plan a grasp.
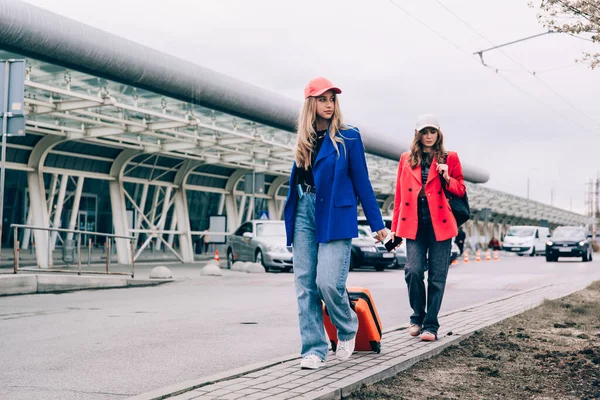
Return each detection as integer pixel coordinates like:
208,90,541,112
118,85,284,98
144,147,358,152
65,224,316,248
409,128,446,168
295,95,346,169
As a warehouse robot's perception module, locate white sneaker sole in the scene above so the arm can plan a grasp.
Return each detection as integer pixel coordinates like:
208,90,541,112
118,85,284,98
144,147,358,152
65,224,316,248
300,362,325,370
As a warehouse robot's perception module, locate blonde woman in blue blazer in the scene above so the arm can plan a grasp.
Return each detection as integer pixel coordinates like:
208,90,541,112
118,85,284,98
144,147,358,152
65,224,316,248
284,77,388,369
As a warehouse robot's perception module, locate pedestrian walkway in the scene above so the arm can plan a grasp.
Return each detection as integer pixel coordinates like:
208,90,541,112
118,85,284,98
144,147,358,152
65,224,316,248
130,279,591,400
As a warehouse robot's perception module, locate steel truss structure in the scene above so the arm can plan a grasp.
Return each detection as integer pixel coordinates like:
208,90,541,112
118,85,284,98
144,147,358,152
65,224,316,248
1,51,589,267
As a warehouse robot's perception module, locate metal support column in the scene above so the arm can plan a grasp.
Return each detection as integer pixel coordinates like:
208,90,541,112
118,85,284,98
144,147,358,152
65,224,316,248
133,183,148,249
66,177,84,241
50,174,68,249
155,187,172,252
109,149,137,265
27,170,49,267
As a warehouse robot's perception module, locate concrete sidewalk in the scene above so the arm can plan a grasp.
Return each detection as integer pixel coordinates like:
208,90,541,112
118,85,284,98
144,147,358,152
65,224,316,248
129,280,591,400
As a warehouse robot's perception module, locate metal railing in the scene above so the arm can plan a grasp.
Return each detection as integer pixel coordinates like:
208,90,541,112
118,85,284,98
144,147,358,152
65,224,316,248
11,224,136,277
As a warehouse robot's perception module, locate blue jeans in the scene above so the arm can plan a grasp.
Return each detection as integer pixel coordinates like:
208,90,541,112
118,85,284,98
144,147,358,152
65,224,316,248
292,192,357,360
405,218,451,336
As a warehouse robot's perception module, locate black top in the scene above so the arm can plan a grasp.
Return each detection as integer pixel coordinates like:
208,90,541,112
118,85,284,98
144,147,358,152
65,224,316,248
420,154,432,189
418,154,432,223
297,129,327,188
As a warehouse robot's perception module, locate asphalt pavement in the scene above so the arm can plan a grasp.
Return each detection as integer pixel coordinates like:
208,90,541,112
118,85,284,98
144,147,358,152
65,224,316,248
1,253,599,400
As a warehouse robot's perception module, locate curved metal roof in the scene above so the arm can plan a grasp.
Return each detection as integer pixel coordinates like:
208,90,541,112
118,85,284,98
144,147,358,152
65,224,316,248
0,0,490,183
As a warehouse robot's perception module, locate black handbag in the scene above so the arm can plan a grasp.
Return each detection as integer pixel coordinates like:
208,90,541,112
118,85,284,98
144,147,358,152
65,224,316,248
442,153,470,227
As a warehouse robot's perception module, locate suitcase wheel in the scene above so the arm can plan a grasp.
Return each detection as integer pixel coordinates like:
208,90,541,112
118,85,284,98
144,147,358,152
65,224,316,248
370,341,381,354
330,340,337,352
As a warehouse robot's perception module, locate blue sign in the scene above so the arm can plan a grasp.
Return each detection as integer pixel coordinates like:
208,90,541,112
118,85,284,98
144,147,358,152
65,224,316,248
258,211,269,220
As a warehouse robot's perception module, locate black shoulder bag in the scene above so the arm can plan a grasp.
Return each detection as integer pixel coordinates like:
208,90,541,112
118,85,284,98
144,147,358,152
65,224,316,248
442,152,470,227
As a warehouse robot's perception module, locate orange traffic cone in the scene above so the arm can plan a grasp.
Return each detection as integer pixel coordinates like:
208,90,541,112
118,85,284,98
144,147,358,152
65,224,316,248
451,258,458,265
475,249,481,263
214,250,220,262
463,250,469,263
485,249,491,261
493,250,499,261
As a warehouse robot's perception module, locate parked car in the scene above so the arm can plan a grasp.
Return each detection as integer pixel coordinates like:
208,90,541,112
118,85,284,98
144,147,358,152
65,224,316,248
357,216,405,268
350,225,396,271
226,220,292,272
357,217,458,268
546,226,593,262
502,225,550,256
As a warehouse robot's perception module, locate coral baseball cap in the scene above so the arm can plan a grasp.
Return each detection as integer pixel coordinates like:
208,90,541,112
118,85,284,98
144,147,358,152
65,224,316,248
415,114,441,131
304,77,342,99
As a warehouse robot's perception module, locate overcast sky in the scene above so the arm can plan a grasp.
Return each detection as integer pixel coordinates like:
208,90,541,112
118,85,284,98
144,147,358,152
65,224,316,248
21,0,600,214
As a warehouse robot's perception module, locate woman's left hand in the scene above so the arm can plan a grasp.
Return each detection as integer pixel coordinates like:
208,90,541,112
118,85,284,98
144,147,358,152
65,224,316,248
437,163,449,182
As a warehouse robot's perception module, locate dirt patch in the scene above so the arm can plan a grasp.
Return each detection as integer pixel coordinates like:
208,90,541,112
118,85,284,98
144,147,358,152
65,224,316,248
348,281,600,400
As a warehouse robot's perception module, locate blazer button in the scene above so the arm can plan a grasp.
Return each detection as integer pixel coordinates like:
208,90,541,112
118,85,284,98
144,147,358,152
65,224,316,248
443,219,447,223
408,188,412,192
405,202,409,206
439,206,443,209
438,191,441,195
402,217,406,221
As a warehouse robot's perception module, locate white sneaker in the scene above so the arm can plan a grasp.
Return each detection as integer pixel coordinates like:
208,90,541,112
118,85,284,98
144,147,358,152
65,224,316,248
300,354,325,370
336,336,356,361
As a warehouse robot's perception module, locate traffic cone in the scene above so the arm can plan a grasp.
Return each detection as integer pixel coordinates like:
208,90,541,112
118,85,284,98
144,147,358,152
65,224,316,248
451,258,458,265
475,249,481,263
463,250,469,263
485,249,491,261
214,250,220,262
493,250,499,261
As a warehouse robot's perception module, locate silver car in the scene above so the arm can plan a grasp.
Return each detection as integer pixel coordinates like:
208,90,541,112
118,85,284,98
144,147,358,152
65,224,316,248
226,220,293,272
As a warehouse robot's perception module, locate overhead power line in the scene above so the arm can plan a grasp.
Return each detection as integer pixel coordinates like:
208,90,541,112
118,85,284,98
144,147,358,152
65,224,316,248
386,0,600,133
433,0,600,129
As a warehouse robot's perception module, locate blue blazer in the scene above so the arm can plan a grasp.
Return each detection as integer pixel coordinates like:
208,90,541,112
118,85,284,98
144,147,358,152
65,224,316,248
284,127,385,246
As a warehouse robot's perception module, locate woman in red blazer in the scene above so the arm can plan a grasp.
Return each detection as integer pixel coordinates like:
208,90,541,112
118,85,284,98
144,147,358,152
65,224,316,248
391,114,466,341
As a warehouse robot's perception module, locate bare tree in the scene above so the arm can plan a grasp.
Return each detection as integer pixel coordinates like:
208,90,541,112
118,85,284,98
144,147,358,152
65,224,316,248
532,0,600,69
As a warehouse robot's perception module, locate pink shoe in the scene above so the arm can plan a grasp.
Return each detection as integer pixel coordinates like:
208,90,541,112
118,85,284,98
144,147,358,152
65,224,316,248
408,324,421,337
420,331,437,341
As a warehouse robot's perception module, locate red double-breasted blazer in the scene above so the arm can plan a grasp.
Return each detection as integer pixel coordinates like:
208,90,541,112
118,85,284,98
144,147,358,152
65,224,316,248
391,151,466,242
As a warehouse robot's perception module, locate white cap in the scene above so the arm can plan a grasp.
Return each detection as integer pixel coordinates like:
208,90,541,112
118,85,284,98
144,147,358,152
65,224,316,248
416,114,440,131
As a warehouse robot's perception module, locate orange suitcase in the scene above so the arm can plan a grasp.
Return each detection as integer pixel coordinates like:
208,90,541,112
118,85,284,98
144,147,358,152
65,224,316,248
323,287,382,353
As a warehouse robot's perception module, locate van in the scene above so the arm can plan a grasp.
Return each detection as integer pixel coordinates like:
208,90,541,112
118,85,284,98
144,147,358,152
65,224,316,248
502,225,550,256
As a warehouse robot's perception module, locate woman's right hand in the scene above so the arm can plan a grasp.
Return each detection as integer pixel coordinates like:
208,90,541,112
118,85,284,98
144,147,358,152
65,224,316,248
389,231,402,250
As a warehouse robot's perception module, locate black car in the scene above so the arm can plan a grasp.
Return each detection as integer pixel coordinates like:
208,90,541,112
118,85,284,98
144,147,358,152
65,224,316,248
545,226,593,262
350,226,396,271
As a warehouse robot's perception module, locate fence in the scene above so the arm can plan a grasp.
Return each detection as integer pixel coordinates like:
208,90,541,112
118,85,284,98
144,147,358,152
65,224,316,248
11,224,136,277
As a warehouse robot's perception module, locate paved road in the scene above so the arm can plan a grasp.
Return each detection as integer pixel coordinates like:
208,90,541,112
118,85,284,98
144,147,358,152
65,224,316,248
2,254,599,400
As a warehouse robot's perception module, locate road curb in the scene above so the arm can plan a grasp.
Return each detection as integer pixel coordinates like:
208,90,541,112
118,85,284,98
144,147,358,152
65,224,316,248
0,274,173,296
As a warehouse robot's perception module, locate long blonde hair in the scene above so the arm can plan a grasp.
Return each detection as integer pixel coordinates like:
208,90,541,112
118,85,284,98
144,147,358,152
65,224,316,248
409,128,446,168
295,95,346,169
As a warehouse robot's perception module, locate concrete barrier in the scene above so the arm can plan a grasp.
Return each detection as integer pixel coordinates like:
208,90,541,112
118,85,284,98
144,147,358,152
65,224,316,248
0,274,171,296
0,275,37,296
230,261,246,272
37,275,128,293
246,263,266,274
201,264,222,276
149,266,172,279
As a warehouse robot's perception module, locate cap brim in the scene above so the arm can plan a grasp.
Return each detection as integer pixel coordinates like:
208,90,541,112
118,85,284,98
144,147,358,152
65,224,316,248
416,123,440,131
312,86,342,97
